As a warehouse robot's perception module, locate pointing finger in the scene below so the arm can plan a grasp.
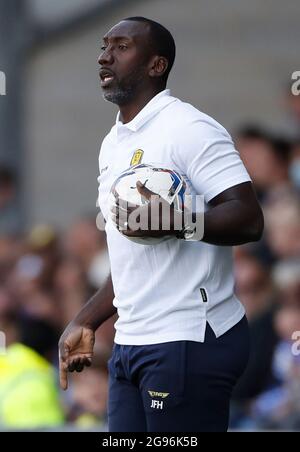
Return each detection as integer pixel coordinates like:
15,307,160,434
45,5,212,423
59,356,68,390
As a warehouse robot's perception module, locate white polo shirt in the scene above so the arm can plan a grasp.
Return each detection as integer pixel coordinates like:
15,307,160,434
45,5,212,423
98,89,251,345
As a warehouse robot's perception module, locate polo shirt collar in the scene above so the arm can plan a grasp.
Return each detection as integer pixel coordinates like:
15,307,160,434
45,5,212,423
115,89,175,137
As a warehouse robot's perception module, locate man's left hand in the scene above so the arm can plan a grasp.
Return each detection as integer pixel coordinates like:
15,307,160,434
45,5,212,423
110,181,184,238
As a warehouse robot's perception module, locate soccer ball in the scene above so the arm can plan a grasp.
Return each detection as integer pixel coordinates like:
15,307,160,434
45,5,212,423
109,164,186,245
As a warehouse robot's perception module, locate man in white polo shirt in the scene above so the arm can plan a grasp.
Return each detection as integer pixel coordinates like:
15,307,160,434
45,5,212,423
59,17,264,432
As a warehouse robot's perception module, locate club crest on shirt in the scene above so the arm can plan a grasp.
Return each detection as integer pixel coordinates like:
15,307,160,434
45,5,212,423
130,149,144,166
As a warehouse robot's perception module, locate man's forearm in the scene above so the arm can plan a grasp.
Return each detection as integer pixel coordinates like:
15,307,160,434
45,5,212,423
201,199,263,246
72,275,116,331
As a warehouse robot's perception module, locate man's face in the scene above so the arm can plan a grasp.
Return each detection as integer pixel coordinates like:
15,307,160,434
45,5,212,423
98,21,153,105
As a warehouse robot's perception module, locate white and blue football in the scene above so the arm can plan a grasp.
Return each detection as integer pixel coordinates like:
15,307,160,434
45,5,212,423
109,163,186,245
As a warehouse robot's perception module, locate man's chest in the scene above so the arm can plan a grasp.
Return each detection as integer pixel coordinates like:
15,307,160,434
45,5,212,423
98,135,178,220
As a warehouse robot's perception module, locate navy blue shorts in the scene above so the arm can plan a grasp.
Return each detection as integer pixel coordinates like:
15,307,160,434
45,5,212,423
108,316,250,432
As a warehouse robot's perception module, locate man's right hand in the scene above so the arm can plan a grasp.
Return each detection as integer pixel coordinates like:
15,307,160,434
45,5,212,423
58,324,95,390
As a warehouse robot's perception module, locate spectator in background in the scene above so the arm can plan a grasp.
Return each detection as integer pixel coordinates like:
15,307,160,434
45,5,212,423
231,254,300,430
273,258,300,312
0,166,19,236
66,346,111,428
0,217,114,428
64,217,110,285
283,84,300,140
230,121,300,429
8,245,61,329
289,141,300,191
54,255,88,327
231,253,279,420
0,235,23,286
235,126,290,202
0,288,64,429
0,288,19,346
27,224,61,291
0,342,64,429
264,190,300,259
249,259,300,429
63,217,114,348
234,253,273,321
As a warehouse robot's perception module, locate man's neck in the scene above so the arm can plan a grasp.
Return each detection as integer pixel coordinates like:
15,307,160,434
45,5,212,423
118,85,166,124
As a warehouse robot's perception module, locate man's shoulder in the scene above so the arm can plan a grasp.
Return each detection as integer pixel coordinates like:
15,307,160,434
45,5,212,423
162,97,230,137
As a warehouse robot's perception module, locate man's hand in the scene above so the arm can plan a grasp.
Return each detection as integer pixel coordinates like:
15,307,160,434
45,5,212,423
58,324,95,390
110,181,185,238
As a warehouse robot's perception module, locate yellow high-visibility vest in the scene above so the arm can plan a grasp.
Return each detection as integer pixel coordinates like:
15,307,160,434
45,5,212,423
0,343,64,428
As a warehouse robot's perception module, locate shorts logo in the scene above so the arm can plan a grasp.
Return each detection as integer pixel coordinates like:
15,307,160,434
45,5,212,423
148,390,169,398
130,149,144,166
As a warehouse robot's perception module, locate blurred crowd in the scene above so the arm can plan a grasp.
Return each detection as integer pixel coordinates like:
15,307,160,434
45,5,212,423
0,209,112,428
0,85,300,431
231,87,300,430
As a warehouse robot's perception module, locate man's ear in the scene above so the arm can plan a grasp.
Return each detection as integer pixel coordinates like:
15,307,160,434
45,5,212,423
148,55,168,79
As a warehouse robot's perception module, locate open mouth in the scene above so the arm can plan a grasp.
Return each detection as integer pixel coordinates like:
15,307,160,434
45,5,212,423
99,69,115,87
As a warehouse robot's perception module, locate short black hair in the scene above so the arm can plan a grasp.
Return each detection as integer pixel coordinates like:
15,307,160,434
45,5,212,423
271,137,292,163
235,125,291,163
235,125,271,142
123,16,176,82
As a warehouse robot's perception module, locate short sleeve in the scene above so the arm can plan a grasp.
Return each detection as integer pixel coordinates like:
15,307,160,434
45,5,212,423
172,118,251,202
